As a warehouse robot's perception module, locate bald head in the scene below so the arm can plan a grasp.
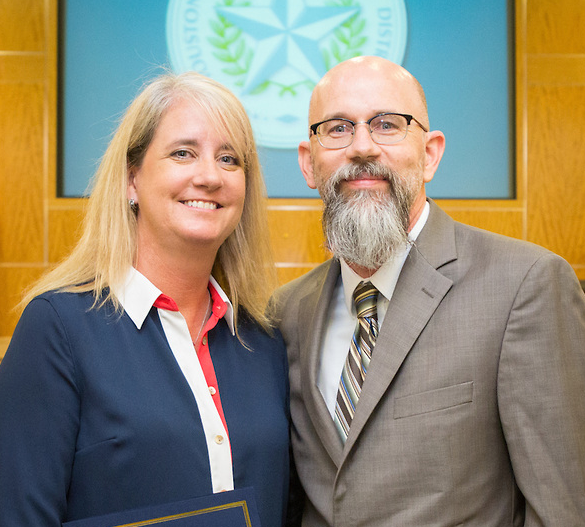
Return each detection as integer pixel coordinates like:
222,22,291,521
309,56,429,130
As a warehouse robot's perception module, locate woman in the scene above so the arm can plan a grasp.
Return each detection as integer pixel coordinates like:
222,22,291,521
0,72,289,526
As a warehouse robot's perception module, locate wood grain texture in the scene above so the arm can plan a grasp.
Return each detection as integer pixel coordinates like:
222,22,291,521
0,0,45,51
268,199,329,264
526,0,585,54
48,206,86,263
0,0,50,336
528,55,585,85
526,84,585,262
0,81,45,263
0,54,45,82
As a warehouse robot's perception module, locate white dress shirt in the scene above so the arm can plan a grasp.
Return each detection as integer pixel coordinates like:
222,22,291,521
317,201,430,417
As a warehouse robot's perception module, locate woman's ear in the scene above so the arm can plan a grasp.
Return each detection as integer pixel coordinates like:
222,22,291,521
127,166,138,200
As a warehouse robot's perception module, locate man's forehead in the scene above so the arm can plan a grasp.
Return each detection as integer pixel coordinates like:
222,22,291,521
310,73,418,122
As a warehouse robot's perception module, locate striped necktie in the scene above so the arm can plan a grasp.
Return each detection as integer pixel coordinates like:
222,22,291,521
334,281,380,442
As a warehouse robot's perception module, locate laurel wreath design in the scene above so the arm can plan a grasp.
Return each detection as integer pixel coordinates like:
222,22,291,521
208,0,254,89
323,0,367,70
208,0,367,94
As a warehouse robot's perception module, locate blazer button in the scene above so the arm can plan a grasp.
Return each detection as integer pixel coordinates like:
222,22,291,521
214,435,224,445
209,386,217,395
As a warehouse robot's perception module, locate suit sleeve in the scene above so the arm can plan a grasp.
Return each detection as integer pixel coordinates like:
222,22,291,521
0,297,80,526
497,253,585,525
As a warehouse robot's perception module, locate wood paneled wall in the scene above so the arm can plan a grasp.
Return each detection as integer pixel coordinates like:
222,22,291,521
1,0,585,358
524,1,585,276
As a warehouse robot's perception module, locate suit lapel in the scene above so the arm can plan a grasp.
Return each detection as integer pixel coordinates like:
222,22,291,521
296,260,345,465
342,200,457,456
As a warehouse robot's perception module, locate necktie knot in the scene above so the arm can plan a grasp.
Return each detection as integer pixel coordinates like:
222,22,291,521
353,281,379,319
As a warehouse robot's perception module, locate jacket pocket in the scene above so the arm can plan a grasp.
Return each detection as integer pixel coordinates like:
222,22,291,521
393,381,473,419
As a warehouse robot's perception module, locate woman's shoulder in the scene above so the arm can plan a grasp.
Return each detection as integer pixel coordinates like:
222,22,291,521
25,289,114,320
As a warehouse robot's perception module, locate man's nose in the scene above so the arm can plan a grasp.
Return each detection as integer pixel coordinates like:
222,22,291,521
345,123,382,160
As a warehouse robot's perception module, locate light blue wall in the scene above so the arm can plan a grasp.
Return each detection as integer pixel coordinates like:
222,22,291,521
61,0,511,199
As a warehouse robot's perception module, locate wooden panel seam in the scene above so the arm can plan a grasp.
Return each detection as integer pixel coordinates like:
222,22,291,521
527,54,585,85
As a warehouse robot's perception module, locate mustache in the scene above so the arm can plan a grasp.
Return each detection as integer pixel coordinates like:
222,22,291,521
328,161,398,189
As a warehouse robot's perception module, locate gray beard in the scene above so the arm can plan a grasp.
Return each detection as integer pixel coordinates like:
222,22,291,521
320,161,417,271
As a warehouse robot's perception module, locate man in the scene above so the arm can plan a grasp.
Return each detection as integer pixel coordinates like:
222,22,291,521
274,56,585,526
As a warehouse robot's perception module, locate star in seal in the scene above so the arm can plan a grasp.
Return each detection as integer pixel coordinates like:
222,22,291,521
216,0,360,93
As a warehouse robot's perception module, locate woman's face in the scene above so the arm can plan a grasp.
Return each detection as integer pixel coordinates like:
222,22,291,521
128,98,246,257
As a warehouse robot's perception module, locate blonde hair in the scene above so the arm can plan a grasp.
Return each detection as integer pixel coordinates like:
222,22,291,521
21,71,276,331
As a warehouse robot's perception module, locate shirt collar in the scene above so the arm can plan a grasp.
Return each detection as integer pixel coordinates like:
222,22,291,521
340,200,429,314
113,267,235,334
208,275,235,335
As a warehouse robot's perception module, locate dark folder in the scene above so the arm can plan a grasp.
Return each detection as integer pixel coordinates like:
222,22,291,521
62,487,261,527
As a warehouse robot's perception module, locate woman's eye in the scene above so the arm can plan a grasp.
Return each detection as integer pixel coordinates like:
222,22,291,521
219,155,238,165
172,149,190,159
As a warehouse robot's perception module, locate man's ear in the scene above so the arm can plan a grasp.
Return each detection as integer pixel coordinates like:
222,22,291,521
298,140,317,189
422,130,446,184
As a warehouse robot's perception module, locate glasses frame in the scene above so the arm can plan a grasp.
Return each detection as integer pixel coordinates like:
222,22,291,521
309,112,429,149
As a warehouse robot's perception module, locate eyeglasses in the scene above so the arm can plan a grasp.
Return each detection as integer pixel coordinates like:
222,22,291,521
309,112,429,149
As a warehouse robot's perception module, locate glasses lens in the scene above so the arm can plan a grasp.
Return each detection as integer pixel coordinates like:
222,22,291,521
370,114,408,144
317,119,353,148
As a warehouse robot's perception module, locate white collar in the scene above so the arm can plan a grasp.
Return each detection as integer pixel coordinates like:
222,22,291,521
340,200,430,313
113,267,235,335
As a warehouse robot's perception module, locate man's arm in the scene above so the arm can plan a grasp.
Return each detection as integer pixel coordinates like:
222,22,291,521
498,252,585,525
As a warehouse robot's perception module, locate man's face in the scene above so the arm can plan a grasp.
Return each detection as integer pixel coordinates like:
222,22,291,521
301,62,432,230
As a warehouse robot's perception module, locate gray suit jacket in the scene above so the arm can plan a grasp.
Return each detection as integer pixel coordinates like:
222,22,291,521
274,200,585,526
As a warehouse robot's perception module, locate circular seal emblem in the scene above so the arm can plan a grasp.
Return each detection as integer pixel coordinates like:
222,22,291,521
166,0,407,148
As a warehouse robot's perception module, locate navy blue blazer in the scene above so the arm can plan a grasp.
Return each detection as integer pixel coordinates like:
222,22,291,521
0,291,290,526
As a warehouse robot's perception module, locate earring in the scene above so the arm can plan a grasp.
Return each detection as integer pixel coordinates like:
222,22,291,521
128,198,138,213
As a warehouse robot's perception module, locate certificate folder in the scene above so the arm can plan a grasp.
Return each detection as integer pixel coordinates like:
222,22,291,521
62,487,261,527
